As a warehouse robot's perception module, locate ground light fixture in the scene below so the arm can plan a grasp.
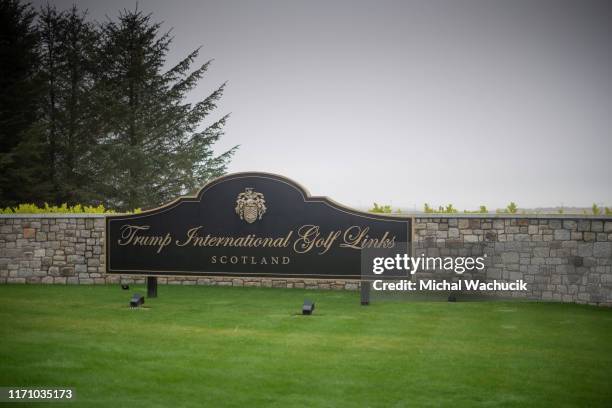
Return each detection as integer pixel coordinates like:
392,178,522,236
130,293,145,308
121,284,129,290
302,300,315,315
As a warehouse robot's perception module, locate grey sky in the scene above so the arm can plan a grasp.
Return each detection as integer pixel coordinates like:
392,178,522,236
33,0,612,210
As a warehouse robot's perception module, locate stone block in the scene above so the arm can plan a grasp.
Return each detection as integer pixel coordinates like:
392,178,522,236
67,255,84,264
22,228,35,239
508,271,523,281
87,258,100,267
577,220,590,232
577,243,593,257
583,232,596,242
563,220,577,230
593,242,612,258
464,235,479,243
492,220,504,230
553,229,570,241
60,267,75,276
426,222,439,231
448,228,459,238
484,231,497,241
550,241,562,249
568,256,583,267
533,247,550,257
501,252,519,263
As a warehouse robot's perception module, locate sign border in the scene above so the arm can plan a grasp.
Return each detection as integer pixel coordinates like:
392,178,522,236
105,172,413,279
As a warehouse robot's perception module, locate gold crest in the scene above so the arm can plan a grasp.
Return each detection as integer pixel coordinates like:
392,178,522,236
235,188,267,223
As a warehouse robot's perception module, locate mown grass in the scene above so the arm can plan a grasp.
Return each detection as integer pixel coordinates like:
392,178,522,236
0,285,611,407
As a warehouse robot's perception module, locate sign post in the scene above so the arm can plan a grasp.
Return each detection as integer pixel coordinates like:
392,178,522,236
147,276,157,298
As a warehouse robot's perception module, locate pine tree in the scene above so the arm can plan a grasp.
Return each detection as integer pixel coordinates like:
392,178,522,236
92,8,237,210
0,0,51,206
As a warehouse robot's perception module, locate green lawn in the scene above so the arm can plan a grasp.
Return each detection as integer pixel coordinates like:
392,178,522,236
1,285,611,407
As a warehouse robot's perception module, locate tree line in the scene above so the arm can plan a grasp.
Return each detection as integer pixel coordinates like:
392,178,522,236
0,0,237,211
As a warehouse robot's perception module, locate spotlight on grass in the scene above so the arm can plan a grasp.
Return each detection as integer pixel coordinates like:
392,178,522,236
302,300,315,315
448,294,457,302
121,284,129,290
130,293,144,308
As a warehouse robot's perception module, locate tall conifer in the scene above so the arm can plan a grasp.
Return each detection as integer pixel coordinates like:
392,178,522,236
92,8,236,210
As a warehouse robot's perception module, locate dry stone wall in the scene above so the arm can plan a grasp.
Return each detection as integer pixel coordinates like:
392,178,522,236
1,214,610,305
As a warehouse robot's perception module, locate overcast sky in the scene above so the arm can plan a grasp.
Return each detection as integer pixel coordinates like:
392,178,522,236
33,0,611,210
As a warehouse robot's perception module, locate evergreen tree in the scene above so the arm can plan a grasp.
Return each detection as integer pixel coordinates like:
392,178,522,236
92,8,237,210
38,5,97,204
0,0,50,206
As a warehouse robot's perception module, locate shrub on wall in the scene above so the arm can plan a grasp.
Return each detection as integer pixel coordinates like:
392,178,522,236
464,205,488,214
0,203,142,214
423,203,460,214
369,203,401,214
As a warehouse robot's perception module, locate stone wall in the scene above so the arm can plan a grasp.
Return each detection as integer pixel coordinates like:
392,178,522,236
414,217,612,306
0,215,108,285
1,214,611,305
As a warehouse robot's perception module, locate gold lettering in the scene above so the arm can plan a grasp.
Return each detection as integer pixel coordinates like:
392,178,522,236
340,226,369,249
294,224,319,253
175,226,203,247
281,231,293,247
118,225,149,246
293,225,340,254
118,225,172,253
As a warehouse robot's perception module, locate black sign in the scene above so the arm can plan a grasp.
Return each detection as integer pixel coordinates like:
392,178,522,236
106,173,412,279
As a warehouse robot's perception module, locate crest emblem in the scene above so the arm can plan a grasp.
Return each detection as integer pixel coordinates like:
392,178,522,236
235,188,267,223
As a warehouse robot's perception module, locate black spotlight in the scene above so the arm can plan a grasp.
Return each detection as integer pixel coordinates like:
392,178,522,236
448,294,457,302
121,284,130,290
130,293,145,308
302,300,315,315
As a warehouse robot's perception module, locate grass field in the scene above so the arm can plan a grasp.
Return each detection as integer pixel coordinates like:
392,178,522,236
1,285,611,407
